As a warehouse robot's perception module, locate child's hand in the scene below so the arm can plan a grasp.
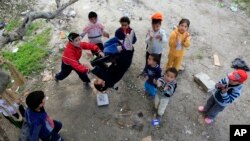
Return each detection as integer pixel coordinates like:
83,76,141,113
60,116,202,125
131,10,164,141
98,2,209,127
15,98,22,104
82,62,94,71
155,34,162,41
87,52,93,58
147,30,153,40
221,87,230,94
103,32,110,38
183,32,190,42
153,79,158,85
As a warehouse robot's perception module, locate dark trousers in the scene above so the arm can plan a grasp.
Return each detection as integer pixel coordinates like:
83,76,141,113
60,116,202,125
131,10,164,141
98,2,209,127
204,95,225,119
91,43,104,55
145,51,162,66
43,120,63,141
55,62,90,83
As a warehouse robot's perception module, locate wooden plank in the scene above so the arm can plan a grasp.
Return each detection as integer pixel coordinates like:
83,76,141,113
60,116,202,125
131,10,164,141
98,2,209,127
213,54,221,66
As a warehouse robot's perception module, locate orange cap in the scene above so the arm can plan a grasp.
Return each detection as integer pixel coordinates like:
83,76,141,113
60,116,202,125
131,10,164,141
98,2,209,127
151,12,163,20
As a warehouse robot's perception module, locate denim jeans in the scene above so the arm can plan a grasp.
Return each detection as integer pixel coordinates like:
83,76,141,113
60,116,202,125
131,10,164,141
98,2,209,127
204,95,225,119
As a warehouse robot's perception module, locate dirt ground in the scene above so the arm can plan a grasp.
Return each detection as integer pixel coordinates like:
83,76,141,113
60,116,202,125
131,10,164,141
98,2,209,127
1,0,250,141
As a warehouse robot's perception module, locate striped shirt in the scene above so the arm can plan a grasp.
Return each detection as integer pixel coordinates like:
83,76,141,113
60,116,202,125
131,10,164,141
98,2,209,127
213,77,243,107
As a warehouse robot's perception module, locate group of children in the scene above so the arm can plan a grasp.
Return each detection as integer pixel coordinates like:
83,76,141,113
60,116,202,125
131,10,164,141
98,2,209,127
141,12,191,121
0,11,248,141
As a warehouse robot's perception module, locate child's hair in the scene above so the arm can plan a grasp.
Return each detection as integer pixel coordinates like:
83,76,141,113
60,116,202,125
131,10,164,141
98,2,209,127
94,83,107,92
149,54,160,64
119,16,130,25
26,91,45,111
179,18,190,28
68,32,80,42
152,19,162,25
165,67,178,78
88,11,97,19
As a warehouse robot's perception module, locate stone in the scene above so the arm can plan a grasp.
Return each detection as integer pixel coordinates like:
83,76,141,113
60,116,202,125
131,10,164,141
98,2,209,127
68,10,76,17
96,93,109,106
42,70,53,82
194,72,216,92
142,136,152,141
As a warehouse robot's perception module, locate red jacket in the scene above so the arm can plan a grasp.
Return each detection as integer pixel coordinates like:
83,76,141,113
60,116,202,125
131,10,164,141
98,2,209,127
62,42,100,73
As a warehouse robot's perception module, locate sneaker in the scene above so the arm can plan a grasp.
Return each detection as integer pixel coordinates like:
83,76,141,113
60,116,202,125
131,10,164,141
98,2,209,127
204,117,213,124
198,106,205,112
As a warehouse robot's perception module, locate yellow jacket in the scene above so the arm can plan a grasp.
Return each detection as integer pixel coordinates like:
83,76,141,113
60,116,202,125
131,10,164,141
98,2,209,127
168,28,191,57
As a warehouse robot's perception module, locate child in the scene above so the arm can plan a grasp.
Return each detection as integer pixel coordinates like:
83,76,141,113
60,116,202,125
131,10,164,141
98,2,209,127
143,54,162,97
55,32,104,86
154,68,178,119
81,11,109,51
198,69,248,124
25,91,64,141
145,12,167,65
166,18,191,71
115,16,137,51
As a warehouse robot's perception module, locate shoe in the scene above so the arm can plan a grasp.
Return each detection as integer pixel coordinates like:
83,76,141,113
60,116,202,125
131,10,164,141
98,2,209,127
198,106,205,112
204,117,213,124
85,82,91,88
55,77,59,83
156,114,162,121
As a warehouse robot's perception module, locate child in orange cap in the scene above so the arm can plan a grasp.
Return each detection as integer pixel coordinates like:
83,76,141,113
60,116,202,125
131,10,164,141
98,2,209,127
166,18,191,71
198,69,248,124
144,12,167,66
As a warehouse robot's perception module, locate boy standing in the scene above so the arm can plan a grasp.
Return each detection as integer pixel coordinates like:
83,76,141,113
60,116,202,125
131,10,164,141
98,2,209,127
115,16,137,51
55,32,104,86
25,91,63,141
154,68,178,119
81,11,109,52
198,69,248,124
145,12,167,65
143,54,162,97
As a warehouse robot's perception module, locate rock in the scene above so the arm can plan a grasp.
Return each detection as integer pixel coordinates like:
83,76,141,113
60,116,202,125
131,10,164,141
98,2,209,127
139,17,142,21
12,47,19,53
185,129,192,135
96,93,109,106
142,136,152,141
20,10,30,16
202,131,207,136
42,70,53,82
68,10,76,17
194,72,216,92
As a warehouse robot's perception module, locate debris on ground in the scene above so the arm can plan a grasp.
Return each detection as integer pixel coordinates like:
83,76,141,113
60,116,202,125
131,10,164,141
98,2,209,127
213,53,221,66
142,136,152,141
194,72,216,92
96,93,109,106
230,4,238,12
41,70,54,82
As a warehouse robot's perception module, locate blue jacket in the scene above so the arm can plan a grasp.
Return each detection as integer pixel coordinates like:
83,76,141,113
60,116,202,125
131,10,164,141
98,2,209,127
144,64,162,86
115,27,137,44
103,37,123,55
26,107,53,141
213,77,243,107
